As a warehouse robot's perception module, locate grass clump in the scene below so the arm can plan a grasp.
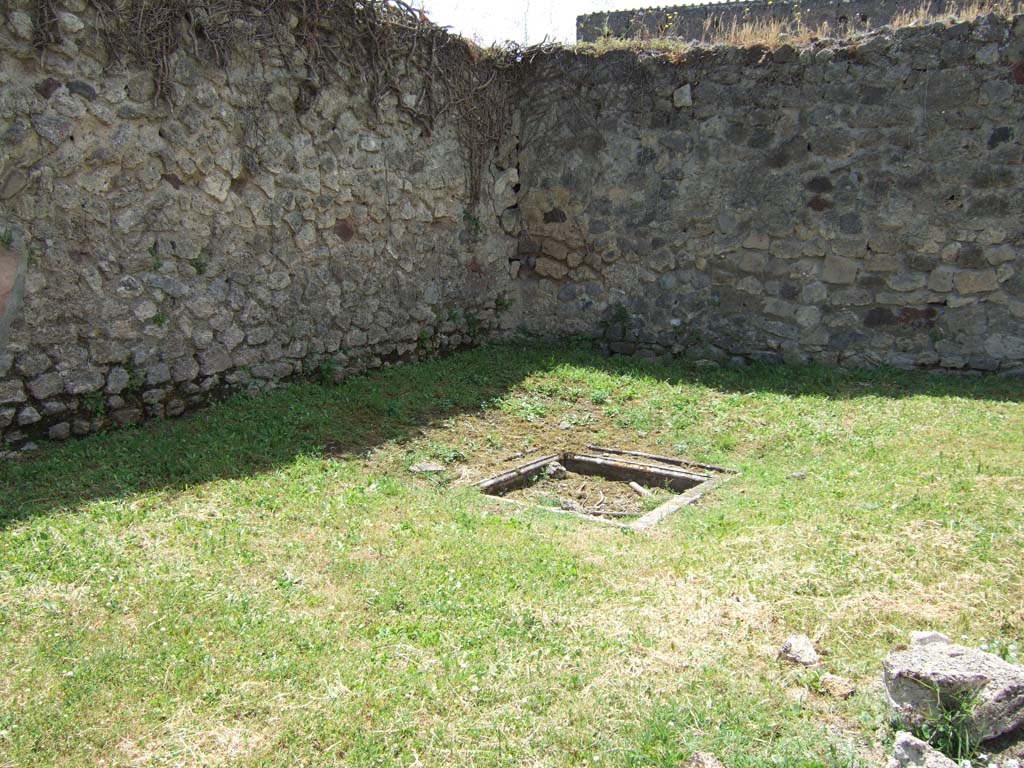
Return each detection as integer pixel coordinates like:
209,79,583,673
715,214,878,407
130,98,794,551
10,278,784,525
911,690,978,761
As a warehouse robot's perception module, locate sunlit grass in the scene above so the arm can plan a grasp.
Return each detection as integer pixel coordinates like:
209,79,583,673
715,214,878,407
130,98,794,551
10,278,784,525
1,341,1021,767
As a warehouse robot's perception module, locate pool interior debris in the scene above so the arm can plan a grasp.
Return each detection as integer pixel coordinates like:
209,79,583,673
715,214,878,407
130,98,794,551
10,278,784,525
476,445,738,530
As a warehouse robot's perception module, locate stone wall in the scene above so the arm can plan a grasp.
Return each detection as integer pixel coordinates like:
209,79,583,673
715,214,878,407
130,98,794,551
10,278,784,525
0,1,517,451
513,14,1024,369
3,4,1023,453
576,0,948,43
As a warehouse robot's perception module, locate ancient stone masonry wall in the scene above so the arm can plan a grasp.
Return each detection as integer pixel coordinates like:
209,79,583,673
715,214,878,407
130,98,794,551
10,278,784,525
513,14,1024,369
0,1,518,451
3,5,1024,453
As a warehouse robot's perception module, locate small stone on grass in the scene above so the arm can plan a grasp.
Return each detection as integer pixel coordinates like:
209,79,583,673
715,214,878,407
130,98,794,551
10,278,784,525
889,731,958,768
779,634,820,665
410,461,445,473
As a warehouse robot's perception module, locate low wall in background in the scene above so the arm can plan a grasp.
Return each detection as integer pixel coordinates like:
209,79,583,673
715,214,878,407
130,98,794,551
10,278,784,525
577,0,949,43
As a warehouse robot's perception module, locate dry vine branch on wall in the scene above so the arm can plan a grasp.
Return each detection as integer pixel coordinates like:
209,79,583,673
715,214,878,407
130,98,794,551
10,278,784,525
32,0,61,48
33,0,552,202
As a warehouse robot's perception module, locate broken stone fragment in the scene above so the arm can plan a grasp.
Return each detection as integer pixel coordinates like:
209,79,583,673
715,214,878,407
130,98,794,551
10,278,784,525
493,167,519,213
883,642,1024,743
779,634,820,665
202,172,231,202
889,731,957,768
8,10,33,40
1,169,28,200
31,114,73,145
410,461,445,474
546,461,567,479
673,83,693,108
56,11,84,35
67,81,98,101
911,631,951,647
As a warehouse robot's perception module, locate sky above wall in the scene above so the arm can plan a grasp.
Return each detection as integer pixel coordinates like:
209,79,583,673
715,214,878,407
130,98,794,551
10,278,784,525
416,0,672,45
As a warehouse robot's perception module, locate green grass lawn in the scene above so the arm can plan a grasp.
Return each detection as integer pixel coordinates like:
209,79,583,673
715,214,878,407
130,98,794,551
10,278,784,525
2,341,1022,767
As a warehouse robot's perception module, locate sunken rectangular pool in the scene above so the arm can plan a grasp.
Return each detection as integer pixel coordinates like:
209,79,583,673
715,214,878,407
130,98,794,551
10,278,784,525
475,445,737,531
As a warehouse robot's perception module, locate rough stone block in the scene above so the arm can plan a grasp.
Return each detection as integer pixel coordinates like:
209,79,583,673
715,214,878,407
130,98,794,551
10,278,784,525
673,83,692,108
28,372,63,400
887,273,927,292
822,254,859,285
927,268,957,293
0,381,27,405
8,10,33,39
829,288,873,306
883,643,1024,743
795,306,822,327
742,232,771,250
801,282,828,304
984,334,1024,360
199,346,232,376
535,257,569,280
48,422,71,440
954,269,999,294
66,370,104,395
890,731,957,768
987,244,1017,265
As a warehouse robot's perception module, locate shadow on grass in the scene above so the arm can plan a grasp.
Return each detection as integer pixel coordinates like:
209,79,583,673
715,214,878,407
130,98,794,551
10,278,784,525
1,338,1021,528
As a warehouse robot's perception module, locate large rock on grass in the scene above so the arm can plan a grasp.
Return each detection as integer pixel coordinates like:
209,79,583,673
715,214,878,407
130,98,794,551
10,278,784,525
883,642,1024,743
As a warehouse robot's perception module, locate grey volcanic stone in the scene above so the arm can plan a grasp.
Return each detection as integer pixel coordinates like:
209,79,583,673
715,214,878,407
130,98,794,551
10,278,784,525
890,731,957,768
31,115,74,145
66,370,104,395
883,643,1024,743
106,367,130,395
778,634,820,665
673,84,693,108
199,346,232,376
0,381,26,404
48,422,71,440
28,373,63,400
67,81,98,101
911,631,952,647
822,255,859,285
17,407,40,426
